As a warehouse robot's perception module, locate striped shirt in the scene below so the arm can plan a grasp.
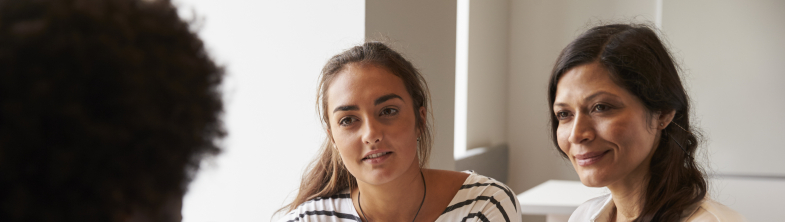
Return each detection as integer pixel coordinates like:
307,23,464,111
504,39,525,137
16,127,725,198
278,171,521,222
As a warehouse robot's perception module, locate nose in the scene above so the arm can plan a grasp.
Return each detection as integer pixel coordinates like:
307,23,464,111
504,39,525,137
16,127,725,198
362,119,383,145
568,112,595,144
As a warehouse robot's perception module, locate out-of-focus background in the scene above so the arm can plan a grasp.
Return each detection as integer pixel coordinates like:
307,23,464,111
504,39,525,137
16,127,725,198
176,0,785,221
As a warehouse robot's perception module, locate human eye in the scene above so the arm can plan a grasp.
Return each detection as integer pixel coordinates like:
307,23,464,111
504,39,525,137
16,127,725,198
555,110,572,120
339,116,358,126
592,103,611,113
380,107,399,117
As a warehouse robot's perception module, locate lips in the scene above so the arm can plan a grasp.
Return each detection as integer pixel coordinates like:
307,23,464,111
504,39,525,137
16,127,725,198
362,151,392,161
574,150,610,166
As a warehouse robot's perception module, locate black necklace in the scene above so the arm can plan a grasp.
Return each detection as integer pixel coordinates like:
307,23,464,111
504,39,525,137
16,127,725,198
357,170,426,222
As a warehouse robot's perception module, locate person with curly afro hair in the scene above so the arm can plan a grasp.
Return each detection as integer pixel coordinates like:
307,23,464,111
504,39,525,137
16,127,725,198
0,0,225,221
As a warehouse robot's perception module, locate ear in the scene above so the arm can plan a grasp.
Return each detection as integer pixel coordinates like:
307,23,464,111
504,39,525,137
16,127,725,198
419,106,427,126
327,128,337,148
414,106,426,135
418,106,426,122
657,109,677,130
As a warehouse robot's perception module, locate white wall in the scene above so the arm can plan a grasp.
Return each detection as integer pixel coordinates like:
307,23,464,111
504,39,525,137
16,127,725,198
710,177,785,221
365,0,457,170
662,1,785,220
465,0,511,151
661,0,785,177
176,1,364,221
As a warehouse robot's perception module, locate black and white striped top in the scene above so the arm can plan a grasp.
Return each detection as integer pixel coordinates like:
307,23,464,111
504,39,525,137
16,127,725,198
277,171,521,222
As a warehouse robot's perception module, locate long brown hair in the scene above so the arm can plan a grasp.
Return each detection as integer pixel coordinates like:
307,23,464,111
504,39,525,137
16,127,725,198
279,42,433,213
547,24,707,221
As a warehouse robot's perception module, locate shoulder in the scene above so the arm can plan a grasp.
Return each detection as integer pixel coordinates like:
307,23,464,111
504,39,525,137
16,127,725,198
276,191,361,222
569,193,612,222
439,171,521,222
684,198,748,222
426,168,471,184
456,171,517,199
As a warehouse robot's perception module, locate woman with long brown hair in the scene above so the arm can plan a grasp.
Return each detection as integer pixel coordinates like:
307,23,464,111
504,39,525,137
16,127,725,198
276,42,519,222
548,24,746,221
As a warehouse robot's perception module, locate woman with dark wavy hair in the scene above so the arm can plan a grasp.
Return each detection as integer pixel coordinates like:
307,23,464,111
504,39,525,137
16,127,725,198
548,24,746,222
277,42,519,222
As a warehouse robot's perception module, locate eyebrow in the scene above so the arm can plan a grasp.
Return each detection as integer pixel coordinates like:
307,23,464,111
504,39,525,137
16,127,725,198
585,91,619,102
374,93,403,106
554,91,619,107
333,105,359,113
332,94,404,113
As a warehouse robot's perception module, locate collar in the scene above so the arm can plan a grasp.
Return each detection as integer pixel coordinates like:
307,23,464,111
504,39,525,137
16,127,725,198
589,194,615,222
589,193,705,222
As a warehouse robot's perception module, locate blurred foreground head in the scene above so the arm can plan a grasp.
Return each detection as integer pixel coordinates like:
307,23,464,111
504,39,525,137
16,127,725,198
0,0,224,221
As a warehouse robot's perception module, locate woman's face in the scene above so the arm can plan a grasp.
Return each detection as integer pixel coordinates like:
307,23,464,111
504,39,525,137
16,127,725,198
553,62,662,187
327,63,424,186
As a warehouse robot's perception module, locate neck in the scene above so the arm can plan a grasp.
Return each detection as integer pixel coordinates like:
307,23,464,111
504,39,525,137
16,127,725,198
355,161,425,222
607,165,650,221
608,133,661,221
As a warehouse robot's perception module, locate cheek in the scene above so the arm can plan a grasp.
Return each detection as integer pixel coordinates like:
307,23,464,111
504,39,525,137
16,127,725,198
389,113,419,143
604,120,632,142
333,130,361,157
602,116,655,158
556,124,571,154
389,125,418,153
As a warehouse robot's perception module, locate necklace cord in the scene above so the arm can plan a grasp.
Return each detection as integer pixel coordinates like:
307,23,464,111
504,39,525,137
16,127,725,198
358,170,426,222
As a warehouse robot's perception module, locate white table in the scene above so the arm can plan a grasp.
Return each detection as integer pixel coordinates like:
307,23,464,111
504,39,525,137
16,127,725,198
517,180,607,222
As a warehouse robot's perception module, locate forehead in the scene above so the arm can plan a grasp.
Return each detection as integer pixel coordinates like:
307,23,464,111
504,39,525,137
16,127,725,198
326,64,410,108
554,62,625,103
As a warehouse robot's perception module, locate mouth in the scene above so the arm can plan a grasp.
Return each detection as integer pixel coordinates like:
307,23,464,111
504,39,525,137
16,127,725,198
362,151,392,161
362,151,392,160
574,150,610,167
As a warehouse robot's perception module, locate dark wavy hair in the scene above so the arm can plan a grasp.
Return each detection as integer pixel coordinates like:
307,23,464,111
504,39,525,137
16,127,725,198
0,0,224,221
547,24,706,221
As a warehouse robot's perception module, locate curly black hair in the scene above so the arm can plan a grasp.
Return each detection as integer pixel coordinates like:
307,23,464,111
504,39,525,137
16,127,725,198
0,0,225,221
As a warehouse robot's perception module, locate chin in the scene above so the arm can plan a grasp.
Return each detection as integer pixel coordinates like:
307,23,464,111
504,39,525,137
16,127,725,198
579,177,606,187
358,166,404,185
361,160,418,185
364,172,396,185
577,169,610,188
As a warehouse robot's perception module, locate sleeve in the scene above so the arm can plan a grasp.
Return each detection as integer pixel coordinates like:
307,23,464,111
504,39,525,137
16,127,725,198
475,183,521,222
276,210,305,222
441,173,521,222
273,195,361,222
